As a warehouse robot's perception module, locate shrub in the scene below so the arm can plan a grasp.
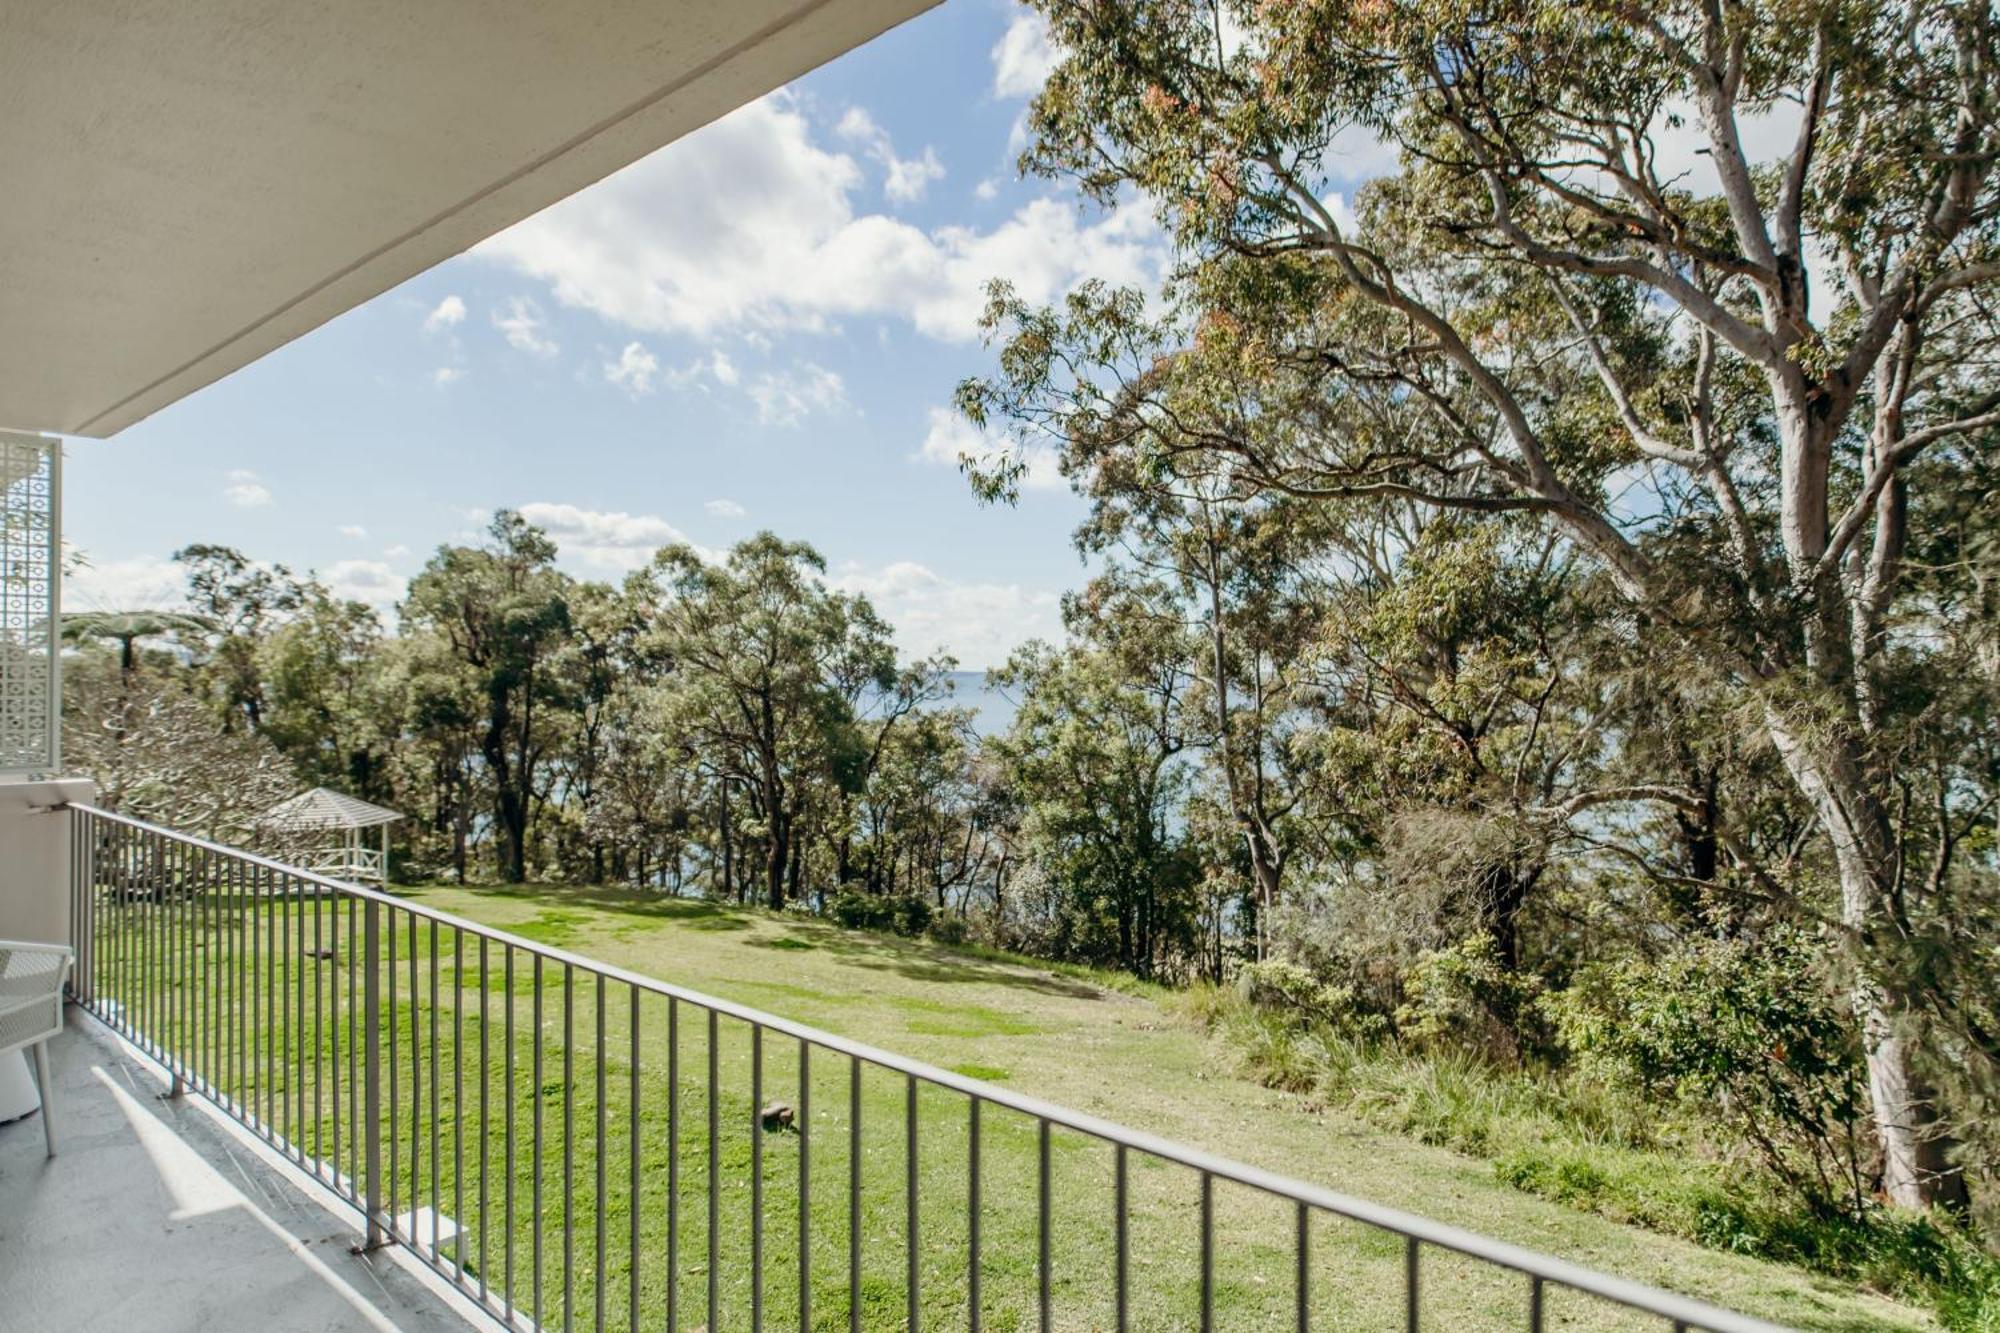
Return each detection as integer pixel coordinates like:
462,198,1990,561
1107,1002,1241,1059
828,889,933,938
1235,959,1385,1038
1396,934,1548,1061
1551,928,1869,1218
925,913,970,946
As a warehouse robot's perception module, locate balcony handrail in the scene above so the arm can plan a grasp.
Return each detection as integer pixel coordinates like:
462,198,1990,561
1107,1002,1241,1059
63,800,1790,1333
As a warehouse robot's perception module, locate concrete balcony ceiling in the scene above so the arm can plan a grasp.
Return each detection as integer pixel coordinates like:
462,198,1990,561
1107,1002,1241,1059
0,0,936,439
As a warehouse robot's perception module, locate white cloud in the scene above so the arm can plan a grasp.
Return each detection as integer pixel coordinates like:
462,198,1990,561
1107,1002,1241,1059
1324,126,1399,186
62,554,185,611
493,296,559,358
337,524,367,539
221,469,273,508
432,366,465,387
917,407,1065,492
835,106,945,205
704,498,747,519
992,14,1058,99
975,177,1000,202
834,560,1062,669
708,350,739,386
423,294,467,333
477,95,1163,344
383,544,412,558
517,501,710,572
321,559,407,610
605,341,660,396
1644,98,1801,198
748,362,848,428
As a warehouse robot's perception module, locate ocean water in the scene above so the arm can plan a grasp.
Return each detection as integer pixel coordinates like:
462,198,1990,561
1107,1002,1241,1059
944,670,1018,737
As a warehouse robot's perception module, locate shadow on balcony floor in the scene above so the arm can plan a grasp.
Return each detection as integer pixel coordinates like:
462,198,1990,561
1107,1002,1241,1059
0,1017,479,1333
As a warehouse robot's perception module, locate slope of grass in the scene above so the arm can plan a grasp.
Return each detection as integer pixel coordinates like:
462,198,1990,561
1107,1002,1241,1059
94,879,1936,1331
412,882,1934,1332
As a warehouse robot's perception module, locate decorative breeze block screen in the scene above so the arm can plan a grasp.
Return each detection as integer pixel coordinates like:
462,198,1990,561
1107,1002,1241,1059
0,434,59,773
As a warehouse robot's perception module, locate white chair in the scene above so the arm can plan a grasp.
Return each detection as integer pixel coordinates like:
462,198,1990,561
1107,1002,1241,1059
0,940,72,1157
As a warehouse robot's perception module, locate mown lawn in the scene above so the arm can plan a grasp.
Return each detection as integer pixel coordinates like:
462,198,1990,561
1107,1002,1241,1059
92,880,1933,1331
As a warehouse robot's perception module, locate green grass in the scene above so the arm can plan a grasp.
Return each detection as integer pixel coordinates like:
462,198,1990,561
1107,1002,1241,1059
85,880,1939,1331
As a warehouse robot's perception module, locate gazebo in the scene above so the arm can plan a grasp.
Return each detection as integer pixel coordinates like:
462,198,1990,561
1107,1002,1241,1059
257,787,401,885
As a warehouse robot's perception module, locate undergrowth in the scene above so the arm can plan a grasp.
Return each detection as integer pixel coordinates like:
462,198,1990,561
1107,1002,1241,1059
1184,983,2000,1331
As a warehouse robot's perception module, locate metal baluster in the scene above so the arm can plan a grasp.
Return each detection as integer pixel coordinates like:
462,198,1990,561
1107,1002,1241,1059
753,1023,765,1332
629,986,641,1333
233,856,244,1116
410,914,422,1244
707,1007,720,1333
454,929,465,1283
269,866,280,1134
194,847,206,1095
506,946,518,1320
388,907,400,1233
849,1056,862,1333
1038,1120,1052,1333
564,963,576,1333
1115,1144,1130,1333
156,831,167,1068
122,826,133,1039
187,842,199,1092
281,868,292,1141
330,880,342,1190
799,1040,812,1333
315,881,325,1174
907,1075,920,1332
533,953,545,1327
314,877,325,1172
1295,1201,1310,1333
362,896,384,1251
1529,1275,1544,1333
430,921,441,1258
1405,1236,1420,1333
596,971,607,1333
348,893,359,1194
1200,1171,1215,1333
266,864,279,1140
967,1096,981,1333
479,935,491,1306
146,829,156,1060
668,997,680,1333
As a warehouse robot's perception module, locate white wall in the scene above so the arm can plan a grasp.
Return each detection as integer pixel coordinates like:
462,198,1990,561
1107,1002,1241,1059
0,777,96,946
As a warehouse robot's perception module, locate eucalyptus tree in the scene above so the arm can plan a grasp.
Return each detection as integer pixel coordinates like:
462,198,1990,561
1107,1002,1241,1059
965,282,1324,948
552,578,652,881
992,605,1200,975
990,0,1999,1209
401,510,575,883
257,587,393,795
174,543,309,731
640,534,900,909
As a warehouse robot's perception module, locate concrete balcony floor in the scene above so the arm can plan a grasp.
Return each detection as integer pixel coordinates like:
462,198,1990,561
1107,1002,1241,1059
0,1017,479,1333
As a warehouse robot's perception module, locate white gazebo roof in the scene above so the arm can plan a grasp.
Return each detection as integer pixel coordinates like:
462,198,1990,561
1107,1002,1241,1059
259,787,403,833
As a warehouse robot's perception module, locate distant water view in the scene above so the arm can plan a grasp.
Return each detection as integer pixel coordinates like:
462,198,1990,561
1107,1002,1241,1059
944,669,1017,737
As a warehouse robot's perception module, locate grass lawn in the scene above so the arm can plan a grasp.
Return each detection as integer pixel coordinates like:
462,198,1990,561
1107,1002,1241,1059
93,879,1934,1331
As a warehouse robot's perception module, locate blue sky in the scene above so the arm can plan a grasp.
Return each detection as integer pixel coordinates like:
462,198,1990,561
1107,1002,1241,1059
62,0,1162,670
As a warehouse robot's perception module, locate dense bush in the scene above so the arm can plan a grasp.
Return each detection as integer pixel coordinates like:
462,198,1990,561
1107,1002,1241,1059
1552,930,1869,1217
829,889,932,937
1396,935,1550,1063
1192,958,2000,1331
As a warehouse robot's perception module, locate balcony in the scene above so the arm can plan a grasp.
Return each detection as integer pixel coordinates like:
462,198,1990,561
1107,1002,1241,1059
0,803,1787,1332
0,1021,479,1333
